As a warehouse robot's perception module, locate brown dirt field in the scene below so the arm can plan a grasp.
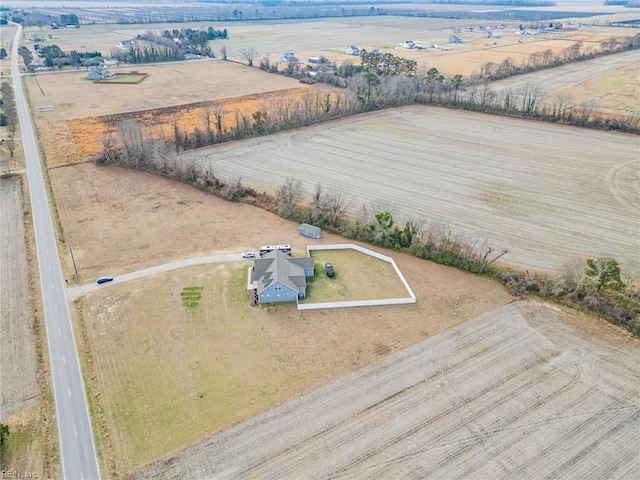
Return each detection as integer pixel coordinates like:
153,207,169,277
489,50,639,116
192,106,640,277
38,86,320,168
0,175,47,477
130,298,640,480
0,176,38,418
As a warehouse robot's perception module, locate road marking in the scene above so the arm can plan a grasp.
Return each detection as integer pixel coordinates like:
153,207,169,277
51,283,54,290
63,355,66,364
68,388,71,398
74,425,77,438
48,264,51,271
54,303,58,311
58,327,61,336
80,472,84,480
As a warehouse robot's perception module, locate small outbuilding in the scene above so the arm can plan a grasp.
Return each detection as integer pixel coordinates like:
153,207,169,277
299,223,322,239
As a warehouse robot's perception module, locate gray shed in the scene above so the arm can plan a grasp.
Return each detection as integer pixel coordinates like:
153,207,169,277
299,223,322,238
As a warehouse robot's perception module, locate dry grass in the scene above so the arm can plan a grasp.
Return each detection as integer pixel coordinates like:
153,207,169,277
26,59,303,122
38,86,318,168
77,251,511,474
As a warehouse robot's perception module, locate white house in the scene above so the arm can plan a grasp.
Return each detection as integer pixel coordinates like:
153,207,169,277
345,46,360,56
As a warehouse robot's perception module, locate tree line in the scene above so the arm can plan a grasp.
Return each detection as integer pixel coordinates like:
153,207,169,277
109,27,227,64
94,124,640,335
0,81,18,168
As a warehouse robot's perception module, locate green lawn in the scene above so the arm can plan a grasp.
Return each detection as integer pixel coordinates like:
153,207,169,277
302,248,411,303
99,74,147,83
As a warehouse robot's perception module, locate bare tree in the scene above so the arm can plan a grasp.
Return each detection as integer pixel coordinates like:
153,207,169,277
201,104,215,143
220,45,227,61
117,120,151,167
1,133,17,160
276,177,303,217
324,190,351,226
240,47,258,67
213,106,226,140
518,83,543,114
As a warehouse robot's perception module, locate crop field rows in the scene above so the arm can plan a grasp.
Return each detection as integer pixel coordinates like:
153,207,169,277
0,176,38,419
131,301,640,479
196,105,640,276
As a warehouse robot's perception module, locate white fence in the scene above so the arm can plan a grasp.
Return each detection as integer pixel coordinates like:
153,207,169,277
298,244,416,310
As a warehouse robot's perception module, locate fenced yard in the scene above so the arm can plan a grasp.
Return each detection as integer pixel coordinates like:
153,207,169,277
94,72,148,84
300,244,415,309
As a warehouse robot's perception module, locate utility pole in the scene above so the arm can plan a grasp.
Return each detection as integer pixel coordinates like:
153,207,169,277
68,242,78,281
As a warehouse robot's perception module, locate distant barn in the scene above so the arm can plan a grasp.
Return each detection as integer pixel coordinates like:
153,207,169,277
299,223,322,239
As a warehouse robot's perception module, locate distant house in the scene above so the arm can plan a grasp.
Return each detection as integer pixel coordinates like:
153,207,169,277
29,62,49,71
345,45,360,56
102,58,119,67
449,35,463,44
249,250,314,304
402,40,415,49
184,53,199,60
282,52,297,62
87,67,114,81
117,40,134,49
81,58,103,67
370,48,383,54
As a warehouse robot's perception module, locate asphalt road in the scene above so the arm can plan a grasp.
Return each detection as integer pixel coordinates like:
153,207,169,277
10,25,101,480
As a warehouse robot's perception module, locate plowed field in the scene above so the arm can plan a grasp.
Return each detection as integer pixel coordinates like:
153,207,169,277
193,105,640,276
131,299,640,479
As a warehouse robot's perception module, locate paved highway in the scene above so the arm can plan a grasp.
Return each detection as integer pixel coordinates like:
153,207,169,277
10,25,101,480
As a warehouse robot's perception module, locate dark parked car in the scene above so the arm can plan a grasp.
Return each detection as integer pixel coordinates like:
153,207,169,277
96,276,114,284
324,263,335,277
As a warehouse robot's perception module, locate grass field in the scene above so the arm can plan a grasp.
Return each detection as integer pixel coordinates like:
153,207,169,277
304,248,410,303
76,263,301,472
77,254,511,474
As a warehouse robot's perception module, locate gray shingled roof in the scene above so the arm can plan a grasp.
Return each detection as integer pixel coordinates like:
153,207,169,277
251,250,314,293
